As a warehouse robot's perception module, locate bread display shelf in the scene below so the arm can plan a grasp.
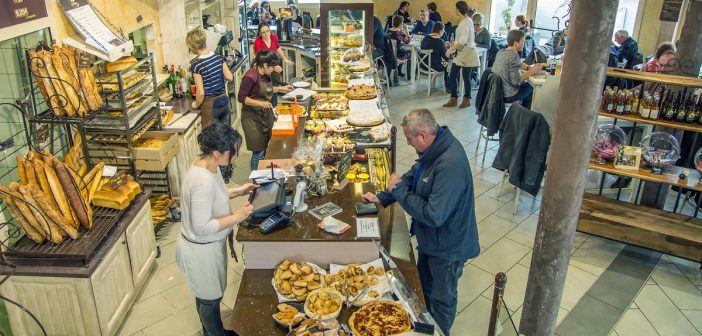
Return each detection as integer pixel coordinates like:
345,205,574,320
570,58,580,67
606,67,702,88
86,106,159,138
599,111,702,133
588,158,702,192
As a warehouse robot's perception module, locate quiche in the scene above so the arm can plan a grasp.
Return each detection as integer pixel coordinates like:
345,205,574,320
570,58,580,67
346,111,385,127
345,84,377,100
349,301,412,336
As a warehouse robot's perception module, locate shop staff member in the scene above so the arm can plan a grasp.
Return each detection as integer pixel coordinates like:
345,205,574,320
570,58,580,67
362,109,479,335
176,123,256,336
238,50,293,170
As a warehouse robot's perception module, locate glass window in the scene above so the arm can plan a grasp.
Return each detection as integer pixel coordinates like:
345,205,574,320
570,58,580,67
489,0,529,34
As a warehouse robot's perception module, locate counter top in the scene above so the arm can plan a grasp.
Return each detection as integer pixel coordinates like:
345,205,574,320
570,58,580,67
0,191,152,278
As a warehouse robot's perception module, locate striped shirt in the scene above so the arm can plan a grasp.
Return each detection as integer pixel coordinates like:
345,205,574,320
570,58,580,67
190,53,225,97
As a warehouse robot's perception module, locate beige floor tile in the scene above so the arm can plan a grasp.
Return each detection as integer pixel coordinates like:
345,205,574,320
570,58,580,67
614,308,662,336
456,264,496,314
119,295,176,336
635,285,700,336
451,295,492,335
474,167,504,185
506,306,569,331
664,255,702,286
221,279,242,311
128,332,145,336
519,251,533,268
570,236,626,277
494,197,540,226
652,263,702,310
141,304,202,336
137,262,187,303
483,183,523,204
477,214,518,249
155,241,176,267
472,237,531,275
504,213,539,248
561,265,600,311
682,310,702,334
160,282,195,310
156,222,181,246
475,194,505,222
472,177,496,198
500,264,530,311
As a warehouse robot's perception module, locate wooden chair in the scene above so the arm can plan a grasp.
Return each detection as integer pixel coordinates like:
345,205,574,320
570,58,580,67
415,49,446,96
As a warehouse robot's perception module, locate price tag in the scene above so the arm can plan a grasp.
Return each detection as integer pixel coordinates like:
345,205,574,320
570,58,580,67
36,125,49,143
337,151,353,183
78,52,91,67
109,169,128,189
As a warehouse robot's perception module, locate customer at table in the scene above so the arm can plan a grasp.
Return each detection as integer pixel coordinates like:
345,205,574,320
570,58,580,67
395,1,411,23
287,4,302,26
362,109,479,336
259,1,276,23
514,15,533,58
473,12,498,67
412,9,435,35
238,50,293,170
420,22,449,86
443,1,479,108
612,30,639,67
176,123,257,336
427,2,442,23
642,42,676,73
492,29,542,109
388,15,412,79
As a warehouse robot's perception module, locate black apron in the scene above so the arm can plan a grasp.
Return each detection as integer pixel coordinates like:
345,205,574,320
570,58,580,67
241,73,275,152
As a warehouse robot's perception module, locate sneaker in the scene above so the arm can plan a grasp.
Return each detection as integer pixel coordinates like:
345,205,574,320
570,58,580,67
443,97,458,108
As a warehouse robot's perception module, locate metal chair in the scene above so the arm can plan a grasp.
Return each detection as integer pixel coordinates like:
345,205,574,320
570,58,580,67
374,54,391,95
415,49,447,97
475,102,510,166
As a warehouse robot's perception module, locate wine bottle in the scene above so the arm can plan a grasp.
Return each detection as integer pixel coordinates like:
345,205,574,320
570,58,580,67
650,93,661,119
606,88,616,113
601,86,611,112
640,94,651,119
676,93,689,122
624,90,633,114
615,90,625,115
663,92,677,120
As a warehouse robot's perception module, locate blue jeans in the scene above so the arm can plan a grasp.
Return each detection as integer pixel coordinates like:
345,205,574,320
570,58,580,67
448,65,476,99
417,253,465,335
505,82,534,109
195,297,238,336
250,150,266,171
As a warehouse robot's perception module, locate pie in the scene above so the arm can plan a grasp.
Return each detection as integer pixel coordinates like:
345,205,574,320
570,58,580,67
345,84,377,100
349,301,412,336
346,111,385,127
349,63,371,73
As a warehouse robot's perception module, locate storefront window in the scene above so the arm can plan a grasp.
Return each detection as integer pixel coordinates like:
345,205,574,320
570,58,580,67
489,0,529,34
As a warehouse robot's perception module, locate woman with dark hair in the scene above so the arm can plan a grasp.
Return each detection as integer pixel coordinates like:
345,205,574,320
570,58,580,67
514,14,533,58
260,1,277,22
642,42,676,73
395,1,411,23
176,122,256,336
288,4,302,26
427,2,442,23
443,1,480,108
238,50,292,170
420,22,450,87
388,14,412,79
253,22,294,66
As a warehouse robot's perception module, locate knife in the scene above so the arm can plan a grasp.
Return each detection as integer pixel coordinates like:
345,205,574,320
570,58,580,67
374,240,443,336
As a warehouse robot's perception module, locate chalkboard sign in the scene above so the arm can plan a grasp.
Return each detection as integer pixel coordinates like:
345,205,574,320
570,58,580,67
0,0,48,30
660,0,683,22
337,151,353,182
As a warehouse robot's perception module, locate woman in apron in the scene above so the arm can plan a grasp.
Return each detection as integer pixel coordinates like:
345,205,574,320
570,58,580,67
176,122,257,336
187,29,235,181
443,1,480,108
237,50,293,170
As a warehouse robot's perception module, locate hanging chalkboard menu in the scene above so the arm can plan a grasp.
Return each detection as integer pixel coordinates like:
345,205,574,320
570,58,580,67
660,0,683,22
0,0,48,30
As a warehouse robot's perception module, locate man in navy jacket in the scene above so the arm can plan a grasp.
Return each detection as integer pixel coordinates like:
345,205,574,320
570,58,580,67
363,109,479,335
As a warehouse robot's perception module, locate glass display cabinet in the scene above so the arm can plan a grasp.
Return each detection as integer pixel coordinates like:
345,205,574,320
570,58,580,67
320,3,374,87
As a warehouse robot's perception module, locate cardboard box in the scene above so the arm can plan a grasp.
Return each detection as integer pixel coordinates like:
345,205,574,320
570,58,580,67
135,143,180,171
132,131,179,160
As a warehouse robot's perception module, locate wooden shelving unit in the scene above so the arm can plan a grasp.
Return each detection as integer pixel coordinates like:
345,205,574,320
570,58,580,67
588,158,702,192
606,67,702,87
598,111,702,132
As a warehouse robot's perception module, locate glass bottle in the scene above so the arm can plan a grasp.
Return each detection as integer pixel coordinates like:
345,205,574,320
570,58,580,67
606,88,616,113
663,92,677,121
687,95,699,123
601,86,611,112
167,65,177,96
650,93,661,120
640,94,651,119
677,93,691,122
623,90,633,114
615,90,625,115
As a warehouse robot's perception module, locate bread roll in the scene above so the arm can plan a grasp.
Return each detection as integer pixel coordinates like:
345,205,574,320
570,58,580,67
29,184,79,239
18,184,63,244
42,159,75,228
54,160,90,229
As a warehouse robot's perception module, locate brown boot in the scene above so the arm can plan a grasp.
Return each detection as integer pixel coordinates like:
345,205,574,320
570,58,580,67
459,98,471,108
443,97,458,108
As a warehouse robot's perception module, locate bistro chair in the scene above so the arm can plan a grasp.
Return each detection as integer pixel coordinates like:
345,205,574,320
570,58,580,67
415,49,447,96
389,39,409,82
374,54,391,95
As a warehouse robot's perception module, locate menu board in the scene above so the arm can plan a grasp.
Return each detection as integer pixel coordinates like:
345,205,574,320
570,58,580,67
0,0,48,30
660,0,683,22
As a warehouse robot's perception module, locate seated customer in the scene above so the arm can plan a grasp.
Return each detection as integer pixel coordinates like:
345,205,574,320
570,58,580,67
395,1,411,24
412,9,435,35
642,42,676,73
388,15,412,78
491,30,542,109
427,2,442,23
472,12,497,67
612,30,639,68
420,22,449,85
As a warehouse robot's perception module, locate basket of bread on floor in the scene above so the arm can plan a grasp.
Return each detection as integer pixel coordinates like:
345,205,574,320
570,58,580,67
0,137,141,245
270,258,413,336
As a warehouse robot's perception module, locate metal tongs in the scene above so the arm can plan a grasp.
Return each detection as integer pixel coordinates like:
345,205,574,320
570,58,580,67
347,286,370,308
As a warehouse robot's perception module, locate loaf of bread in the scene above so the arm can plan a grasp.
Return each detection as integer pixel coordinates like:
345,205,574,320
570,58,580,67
106,56,137,73
29,184,79,239
29,50,66,117
32,159,60,211
92,190,131,210
0,188,45,243
40,50,75,117
18,184,64,244
43,159,78,229
51,47,86,117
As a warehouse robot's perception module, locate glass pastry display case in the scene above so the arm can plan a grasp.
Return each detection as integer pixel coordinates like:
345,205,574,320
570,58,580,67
320,3,374,87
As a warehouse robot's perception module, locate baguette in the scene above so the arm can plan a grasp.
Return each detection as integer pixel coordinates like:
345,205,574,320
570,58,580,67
29,50,65,117
76,50,103,111
40,51,75,117
83,162,104,201
17,156,27,185
32,159,60,211
53,159,90,229
44,160,78,229
68,166,93,229
78,161,87,177
51,47,86,117
5,184,47,236
18,185,63,244
0,191,45,243
24,160,39,186
29,184,79,239
67,47,101,112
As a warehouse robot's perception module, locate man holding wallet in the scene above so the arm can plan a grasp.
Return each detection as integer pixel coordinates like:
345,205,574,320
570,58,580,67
362,109,479,335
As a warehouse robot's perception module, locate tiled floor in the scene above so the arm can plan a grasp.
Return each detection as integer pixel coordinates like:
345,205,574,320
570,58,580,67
109,81,701,335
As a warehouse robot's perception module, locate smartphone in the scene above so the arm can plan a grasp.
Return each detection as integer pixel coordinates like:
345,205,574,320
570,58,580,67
355,202,378,215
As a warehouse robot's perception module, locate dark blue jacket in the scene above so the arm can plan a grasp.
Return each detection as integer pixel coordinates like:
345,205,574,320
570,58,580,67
613,37,639,64
377,127,480,262
412,20,434,35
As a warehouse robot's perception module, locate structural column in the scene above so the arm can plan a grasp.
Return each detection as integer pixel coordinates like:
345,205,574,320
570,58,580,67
518,0,618,335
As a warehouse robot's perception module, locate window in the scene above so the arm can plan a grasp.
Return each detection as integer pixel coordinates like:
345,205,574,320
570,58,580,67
489,0,529,34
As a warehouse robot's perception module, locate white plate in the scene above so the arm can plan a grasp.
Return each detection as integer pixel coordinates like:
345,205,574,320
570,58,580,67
293,81,311,88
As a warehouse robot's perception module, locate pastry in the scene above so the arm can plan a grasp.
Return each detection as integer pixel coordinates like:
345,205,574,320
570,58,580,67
345,84,377,100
